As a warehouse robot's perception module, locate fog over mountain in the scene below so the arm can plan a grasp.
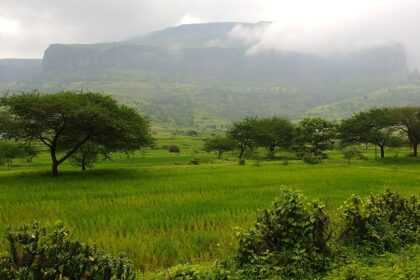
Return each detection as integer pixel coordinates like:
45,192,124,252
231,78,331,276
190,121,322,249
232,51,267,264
1,0,420,68
0,1,420,126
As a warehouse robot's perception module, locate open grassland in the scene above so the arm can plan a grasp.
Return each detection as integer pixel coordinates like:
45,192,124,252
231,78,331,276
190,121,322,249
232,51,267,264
0,135,419,272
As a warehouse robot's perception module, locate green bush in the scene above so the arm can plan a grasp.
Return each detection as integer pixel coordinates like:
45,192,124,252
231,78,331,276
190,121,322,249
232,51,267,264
168,145,181,153
0,222,135,280
142,262,229,280
235,188,332,279
302,153,322,164
339,190,419,253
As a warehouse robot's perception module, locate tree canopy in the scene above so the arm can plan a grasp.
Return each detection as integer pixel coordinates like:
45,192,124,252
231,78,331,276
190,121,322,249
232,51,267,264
339,108,396,158
0,91,153,176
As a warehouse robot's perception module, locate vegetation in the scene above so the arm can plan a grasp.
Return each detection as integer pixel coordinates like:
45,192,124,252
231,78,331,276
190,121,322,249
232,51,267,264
0,142,28,167
0,222,135,280
203,136,236,159
293,117,336,159
391,106,420,156
0,91,153,176
341,146,366,165
339,108,396,159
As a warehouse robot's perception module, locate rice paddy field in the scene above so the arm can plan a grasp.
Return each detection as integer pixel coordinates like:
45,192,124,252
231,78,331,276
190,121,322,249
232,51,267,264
0,134,419,273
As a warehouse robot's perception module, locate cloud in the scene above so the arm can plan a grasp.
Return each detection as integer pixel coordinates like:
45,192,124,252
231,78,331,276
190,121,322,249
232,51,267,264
0,0,419,68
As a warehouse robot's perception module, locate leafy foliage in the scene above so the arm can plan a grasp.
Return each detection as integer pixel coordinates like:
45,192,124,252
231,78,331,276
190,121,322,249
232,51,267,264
168,145,181,153
0,91,153,176
339,190,419,253
339,108,396,158
0,222,135,280
203,136,236,159
235,188,332,278
294,117,336,159
0,142,28,167
341,146,366,165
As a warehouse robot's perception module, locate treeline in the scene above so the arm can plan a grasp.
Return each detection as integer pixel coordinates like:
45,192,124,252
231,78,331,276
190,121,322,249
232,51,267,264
204,107,420,161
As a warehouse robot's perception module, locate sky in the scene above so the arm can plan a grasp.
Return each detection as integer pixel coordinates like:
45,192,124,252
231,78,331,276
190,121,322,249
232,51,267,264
0,0,419,68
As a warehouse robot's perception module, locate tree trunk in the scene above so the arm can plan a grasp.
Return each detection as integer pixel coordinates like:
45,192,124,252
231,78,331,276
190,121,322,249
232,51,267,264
239,147,245,159
380,145,385,159
217,150,222,159
414,144,418,157
81,155,86,171
268,146,275,159
52,161,59,177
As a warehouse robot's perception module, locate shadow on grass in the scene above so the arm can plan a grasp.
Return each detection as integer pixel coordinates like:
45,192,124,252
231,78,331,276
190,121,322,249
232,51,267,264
0,168,150,183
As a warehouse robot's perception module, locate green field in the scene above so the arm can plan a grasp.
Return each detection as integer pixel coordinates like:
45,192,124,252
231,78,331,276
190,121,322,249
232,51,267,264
0,135,419,273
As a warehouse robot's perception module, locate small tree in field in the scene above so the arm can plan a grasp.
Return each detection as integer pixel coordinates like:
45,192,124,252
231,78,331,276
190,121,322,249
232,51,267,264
0,142,27,167
341,146,365,165
0,91,153,176
390,107,420,157
69,142,110,171
255,116,294,158
204,136,236,158
228,117,259,159
293,118,336,159
339,108,395,159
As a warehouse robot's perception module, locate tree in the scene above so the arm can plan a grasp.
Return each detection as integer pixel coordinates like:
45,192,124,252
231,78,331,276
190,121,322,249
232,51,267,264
0,142,27,167
341,146,365,165
254,117,294,158
23,141,40,163
339,108,395,159
0,91,153,176
294,118,336,159
228,117,259,159
69,142,110,171
390,107,420,157
203,136,236,159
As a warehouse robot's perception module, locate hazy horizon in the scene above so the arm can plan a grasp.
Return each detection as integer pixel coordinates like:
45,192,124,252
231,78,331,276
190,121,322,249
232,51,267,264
1,0,420,68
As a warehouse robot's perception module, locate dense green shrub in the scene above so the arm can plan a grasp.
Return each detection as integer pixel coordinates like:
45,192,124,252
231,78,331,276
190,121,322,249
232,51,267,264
235,188,332,279
339,190,419,253
142,262,229,280
0,222,135,280
324,244,420,280
302,153,322,164
168,145,181,153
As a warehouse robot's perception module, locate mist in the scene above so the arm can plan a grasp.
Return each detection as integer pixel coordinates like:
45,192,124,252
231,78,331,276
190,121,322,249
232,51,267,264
0,0,420,68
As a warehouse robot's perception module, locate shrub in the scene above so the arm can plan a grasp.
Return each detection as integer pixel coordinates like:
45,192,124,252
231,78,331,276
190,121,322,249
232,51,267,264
341,146,366,165
0,222,135,280
339,190,419,253
168,145,180,153
302,153,321,164
189,158,200,165
235,188,332,279
238,159,245,165
143,262,229,280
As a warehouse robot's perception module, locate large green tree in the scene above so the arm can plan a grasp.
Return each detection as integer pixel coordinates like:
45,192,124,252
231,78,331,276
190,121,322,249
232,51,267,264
339,108,395,159
390,107,420,157
0,91,153,176
254,117,294,158
294,118,336,159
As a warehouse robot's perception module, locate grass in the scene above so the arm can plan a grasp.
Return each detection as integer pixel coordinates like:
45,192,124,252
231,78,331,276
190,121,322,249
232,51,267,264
0,136,419,273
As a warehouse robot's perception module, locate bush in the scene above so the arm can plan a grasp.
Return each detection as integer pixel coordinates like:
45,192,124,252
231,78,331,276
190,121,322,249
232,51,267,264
238,159,245,165
0,222,135,280
189,158,200,165
168,145,180,153
235,188,332,279
143,262,229,280
302,153,322,164
339,190,419,253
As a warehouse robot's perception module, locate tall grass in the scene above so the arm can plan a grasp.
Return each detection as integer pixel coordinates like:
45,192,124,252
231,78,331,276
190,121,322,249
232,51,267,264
0,136,419,271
